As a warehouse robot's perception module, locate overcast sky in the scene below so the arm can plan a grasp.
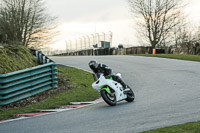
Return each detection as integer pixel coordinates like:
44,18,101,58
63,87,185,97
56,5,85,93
46,0,200,50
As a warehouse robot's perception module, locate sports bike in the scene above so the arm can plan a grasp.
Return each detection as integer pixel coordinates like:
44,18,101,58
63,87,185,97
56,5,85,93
92,73,135,106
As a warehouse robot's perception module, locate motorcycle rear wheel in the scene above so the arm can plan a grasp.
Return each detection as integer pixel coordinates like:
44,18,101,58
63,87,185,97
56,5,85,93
125,86,135,102
100,89,116,106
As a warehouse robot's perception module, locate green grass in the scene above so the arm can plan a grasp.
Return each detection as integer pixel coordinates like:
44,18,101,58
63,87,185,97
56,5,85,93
142,121,200,133
131,54,200,62
0,46,38,74
0,66,99,120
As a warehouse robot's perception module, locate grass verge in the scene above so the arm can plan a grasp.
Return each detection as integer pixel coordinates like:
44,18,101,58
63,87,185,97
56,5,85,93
0,66,99,120
142,121,200,133
0,46,38,74
131,54,200,62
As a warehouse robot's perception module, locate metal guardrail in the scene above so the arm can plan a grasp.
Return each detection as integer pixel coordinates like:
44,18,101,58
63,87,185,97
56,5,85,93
0,52,57,106
30,49,54,64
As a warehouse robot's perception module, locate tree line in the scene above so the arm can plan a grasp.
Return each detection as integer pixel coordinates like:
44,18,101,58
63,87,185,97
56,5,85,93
0,0,199,53
128,0,200,54
0,0,56,49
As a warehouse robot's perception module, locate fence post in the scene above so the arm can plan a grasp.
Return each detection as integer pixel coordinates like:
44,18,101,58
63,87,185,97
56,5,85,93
43,56,46,64
153,49,156,54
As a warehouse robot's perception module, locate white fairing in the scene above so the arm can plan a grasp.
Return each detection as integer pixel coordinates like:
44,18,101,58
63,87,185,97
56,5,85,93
92,74,127,101
116,73,122,78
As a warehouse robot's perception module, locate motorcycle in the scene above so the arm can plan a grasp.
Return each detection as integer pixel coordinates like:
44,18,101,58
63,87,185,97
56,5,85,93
92,73,135,106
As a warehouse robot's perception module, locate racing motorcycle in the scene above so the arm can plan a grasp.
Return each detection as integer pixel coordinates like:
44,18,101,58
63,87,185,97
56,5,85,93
92,73,135,106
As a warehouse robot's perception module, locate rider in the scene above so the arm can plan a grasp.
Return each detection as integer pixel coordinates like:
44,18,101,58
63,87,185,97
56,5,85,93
88,60,127,90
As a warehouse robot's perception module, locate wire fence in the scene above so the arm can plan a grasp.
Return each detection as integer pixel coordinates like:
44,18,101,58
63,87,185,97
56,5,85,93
39,32,113,55
65,32,112,52
41,50,66,56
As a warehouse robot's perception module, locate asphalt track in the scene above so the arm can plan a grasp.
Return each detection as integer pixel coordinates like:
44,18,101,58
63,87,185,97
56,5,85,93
1,55,200,133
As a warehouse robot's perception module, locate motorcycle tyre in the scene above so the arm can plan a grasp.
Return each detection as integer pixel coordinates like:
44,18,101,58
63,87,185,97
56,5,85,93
125,86,135,102
100,90,117,106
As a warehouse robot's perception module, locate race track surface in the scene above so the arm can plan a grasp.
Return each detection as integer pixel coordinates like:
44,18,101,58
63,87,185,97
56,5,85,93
1,56,200,133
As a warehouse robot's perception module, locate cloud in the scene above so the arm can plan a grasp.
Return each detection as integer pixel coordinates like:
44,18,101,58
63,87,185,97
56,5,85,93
46,0,200,50
46,0,130,23
46,0,139,50
49,19,139,50
187,0,200,25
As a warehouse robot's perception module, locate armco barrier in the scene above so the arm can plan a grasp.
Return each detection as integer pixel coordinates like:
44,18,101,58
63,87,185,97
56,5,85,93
30,49,54,64
0,62,57,106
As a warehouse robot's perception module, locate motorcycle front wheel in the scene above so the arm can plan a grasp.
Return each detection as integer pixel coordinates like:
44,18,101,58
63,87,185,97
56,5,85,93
125,86,135,102
100,89,116,106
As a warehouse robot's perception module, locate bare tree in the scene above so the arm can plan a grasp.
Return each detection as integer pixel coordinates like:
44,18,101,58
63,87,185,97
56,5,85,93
175,25,200,54
128,0,184,48
0,0,56,48
171,13,188,48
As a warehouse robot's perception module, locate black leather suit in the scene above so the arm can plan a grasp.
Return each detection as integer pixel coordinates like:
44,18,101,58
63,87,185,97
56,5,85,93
91,63,126,88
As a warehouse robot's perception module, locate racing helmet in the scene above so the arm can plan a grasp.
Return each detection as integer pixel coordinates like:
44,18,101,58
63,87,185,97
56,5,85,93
88,60,98,70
